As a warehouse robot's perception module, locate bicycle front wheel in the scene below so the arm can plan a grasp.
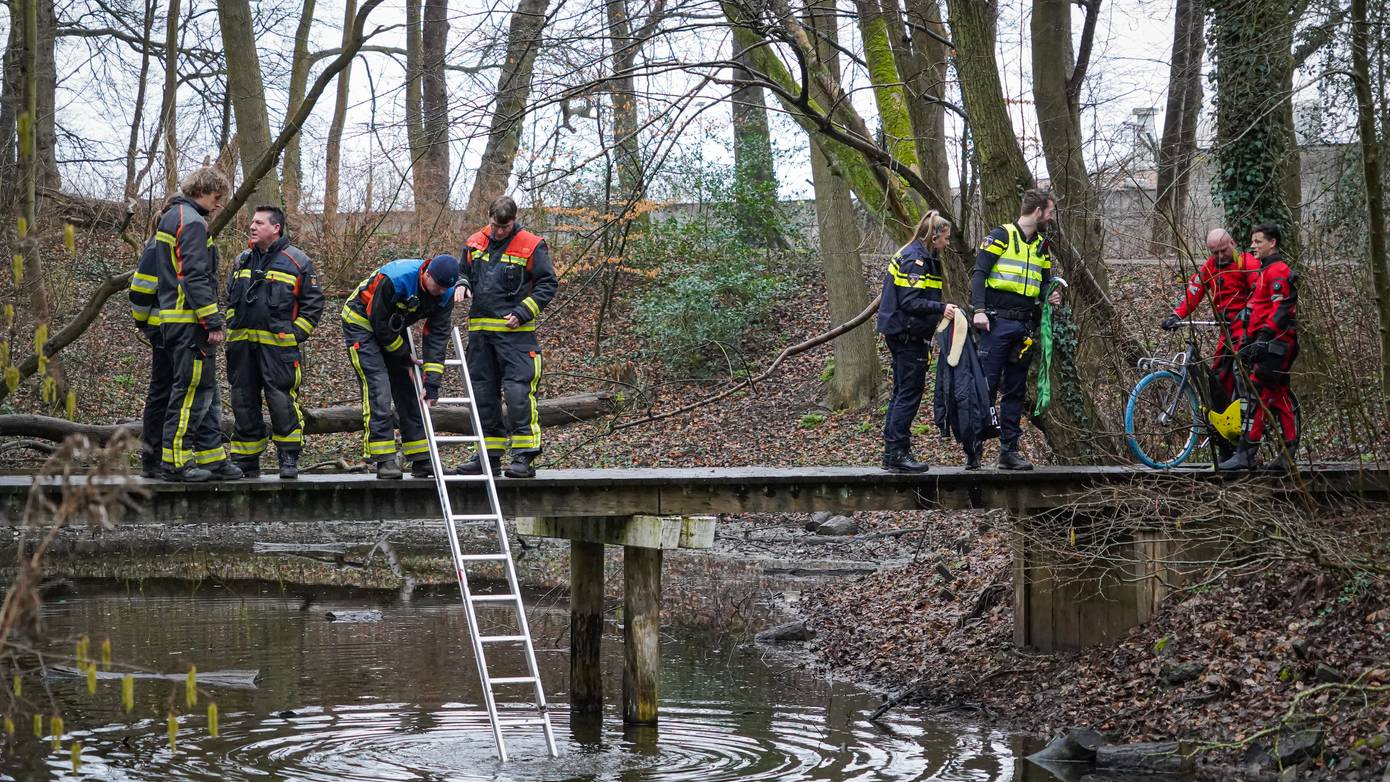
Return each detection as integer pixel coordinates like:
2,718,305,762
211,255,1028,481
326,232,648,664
1125,370,1202,469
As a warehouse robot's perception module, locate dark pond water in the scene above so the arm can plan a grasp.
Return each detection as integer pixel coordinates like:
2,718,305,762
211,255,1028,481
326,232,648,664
6,581,1068,781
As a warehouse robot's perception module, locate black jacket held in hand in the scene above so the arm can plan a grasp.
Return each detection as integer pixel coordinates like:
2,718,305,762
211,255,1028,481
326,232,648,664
933,314,999,450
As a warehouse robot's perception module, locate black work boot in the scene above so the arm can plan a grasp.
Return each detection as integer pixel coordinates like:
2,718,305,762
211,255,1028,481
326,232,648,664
882,449,930,473
376,459,403,480
236,458,261,479
207,461,244,481
1217,437,1259,471
997,449,1034,471
456,453,502,477
505,452,538,479
140,458,162,480
278,453,299,480
964,442,983,471
1267,438,1300,472
1213,438,1236,465
162,463,212,482
410,459,434,478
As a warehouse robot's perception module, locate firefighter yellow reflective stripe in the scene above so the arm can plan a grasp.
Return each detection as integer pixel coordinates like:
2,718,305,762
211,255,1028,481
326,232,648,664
131,306,153,323
468,317,537,332
385,335,405,353
167,356,202,466
227,329,298,347
509,351,543,451
194,303,219,319
350,343,383,458
235,269,298,285
229,438,269,456
341,304,372,330
155,231,177,247
401,439,430,456
293,317,315,336
478,436,509,455
159,308,198,323
131,272,158,293
366,440,397,456
500,253,528,266
889,259,943,290
422,362,443,376
194,448,226,465
521,297,540,319
272,432,304,444
286,360,304,444
225,307,236,321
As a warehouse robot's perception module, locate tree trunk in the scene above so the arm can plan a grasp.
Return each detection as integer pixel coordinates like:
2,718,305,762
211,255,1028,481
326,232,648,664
218,0,282,210
850,0,920,176
417,0,451,235
282,0,317,215
461,0,550,229
1150,0,1204,254
404,0,425,224
34,0,59,197
1030,0,1107,288
944,0,1032,229
160,0,180,194
0,16,20,212
1351,0,1390,403
806,0,880,410
1210,0,1296,251
123,0,157,203
322,0,357,233
730,35,780,248
607,0,642,204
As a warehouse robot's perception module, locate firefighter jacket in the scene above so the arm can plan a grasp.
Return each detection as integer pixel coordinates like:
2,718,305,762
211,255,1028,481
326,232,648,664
1245,252,1297,344
342,258,456,391
128,232,163,338
970,223,1053,318
1173,248,1259,324
460,226,558,333
877,239,946,339
225,236,324,349
146,195,223,331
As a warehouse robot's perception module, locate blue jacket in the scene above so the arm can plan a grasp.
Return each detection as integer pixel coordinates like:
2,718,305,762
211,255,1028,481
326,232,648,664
876,240,945,338
933,316,999,449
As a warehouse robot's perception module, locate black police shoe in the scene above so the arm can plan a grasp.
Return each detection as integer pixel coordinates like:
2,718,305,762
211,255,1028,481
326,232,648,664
456,453,503,476
376,459,404,480
410,460,435,479
278,453,299,480
236,458,261,479
162,464,213,482
997,449,1034,471
882,449,930,473
964,443,983,471
504,453,537,479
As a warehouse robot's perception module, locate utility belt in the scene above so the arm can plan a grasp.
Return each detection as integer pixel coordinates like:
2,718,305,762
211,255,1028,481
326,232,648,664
987,306,1039,323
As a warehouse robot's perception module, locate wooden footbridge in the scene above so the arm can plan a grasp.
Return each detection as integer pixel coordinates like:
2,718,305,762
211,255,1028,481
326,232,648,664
3,463,1387,724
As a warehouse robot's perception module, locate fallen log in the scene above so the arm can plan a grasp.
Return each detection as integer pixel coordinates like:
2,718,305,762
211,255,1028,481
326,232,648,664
0,391,617,444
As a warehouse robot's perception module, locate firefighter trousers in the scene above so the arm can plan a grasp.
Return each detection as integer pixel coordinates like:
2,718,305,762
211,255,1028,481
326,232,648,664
228,342,305,463
139,329,174,472
344,324,429,464
159,324,228,469
466,329,542,457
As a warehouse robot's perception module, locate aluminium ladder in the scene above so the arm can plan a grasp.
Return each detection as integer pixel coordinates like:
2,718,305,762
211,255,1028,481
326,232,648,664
407,324,558,762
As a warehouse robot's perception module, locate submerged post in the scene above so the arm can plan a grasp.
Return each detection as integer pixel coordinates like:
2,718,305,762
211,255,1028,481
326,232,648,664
570,539,604,712
623,545,662,724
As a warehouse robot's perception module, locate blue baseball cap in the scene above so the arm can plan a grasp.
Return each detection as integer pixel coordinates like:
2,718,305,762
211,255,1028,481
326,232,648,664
427,254,460,287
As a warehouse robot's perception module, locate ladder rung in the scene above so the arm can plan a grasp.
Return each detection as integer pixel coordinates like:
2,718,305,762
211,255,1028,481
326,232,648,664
497,718,549,726
470,594,519,602
452,513,502,522
435,397,471,405
489,676,539,685
443,473,493,482
433,435,478,444
457,553,510,562
444,358,464,366
478,635,529,643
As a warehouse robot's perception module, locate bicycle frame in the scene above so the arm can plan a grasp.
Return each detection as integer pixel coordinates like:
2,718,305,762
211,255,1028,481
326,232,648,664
1136,321,1235,441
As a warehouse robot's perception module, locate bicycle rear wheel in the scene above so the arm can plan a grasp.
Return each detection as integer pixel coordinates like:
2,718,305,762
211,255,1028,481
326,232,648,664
1125,370,1202,469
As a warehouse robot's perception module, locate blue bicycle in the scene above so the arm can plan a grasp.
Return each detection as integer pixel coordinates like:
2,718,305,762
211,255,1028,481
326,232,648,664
1124,321,1300,469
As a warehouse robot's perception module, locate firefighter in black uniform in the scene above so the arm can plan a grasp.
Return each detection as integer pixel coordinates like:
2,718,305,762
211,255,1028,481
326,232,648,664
129,212,171,478
875,210,959,473
455,196,558,479
225,206,324,480
150,167,241,481
970,189,1064,471
342,255,460,479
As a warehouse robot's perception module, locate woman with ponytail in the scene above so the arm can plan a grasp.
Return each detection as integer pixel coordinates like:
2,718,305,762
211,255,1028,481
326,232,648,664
874,210,958,472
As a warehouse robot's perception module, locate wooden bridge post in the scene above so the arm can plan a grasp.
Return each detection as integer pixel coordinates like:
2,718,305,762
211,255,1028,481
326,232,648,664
623,545,662,725
570,539,605,713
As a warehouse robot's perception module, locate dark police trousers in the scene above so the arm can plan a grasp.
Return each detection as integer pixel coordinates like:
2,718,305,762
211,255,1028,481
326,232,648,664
159,324,228,469
976,315,1034,451
139,330,174,472
344,324,429,464
228,342,304,464
883,335,931,454
466,330,542,457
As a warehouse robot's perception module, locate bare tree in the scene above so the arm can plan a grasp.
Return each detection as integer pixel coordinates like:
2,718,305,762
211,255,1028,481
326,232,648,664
282,0,317,215
121,0,157,203
462,0,550,229
730,33,780,248
417,0,451,233
1150,0,1203,254
322,0,358,232
160,0,180,194
218,0,281,209
0,15,20,211
1350,0,1390,403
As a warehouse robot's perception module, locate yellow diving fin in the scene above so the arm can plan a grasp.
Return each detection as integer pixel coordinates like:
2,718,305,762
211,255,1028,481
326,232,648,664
1207,399,1243,441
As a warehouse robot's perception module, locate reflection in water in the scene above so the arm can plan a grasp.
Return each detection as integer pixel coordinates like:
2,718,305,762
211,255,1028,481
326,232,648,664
6,581,1061,781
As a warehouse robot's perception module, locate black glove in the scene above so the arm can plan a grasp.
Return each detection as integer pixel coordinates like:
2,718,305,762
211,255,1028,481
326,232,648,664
423,380,441,402
1238,339,1268,363
1160,314,1181,331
